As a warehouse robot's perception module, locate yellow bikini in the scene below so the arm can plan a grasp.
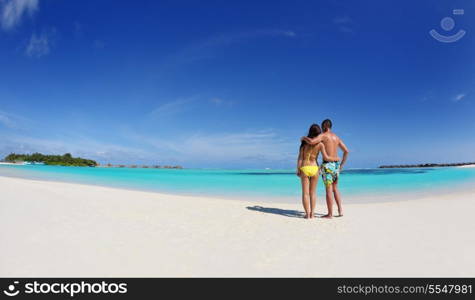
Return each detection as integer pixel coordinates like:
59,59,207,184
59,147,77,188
300,151,319,177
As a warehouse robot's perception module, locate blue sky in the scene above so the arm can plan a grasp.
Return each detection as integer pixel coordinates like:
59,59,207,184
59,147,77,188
0,0,474,168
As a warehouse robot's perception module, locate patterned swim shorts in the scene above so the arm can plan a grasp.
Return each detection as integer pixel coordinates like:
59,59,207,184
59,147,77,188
321,161,340,186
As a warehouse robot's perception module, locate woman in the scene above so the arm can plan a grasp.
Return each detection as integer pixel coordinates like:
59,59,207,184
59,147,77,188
296,124,339,219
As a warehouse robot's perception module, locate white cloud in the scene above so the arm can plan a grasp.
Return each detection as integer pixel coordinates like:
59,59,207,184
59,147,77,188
25,28,55,58
0,0,38,31
453,93,466,102
150,98,196,119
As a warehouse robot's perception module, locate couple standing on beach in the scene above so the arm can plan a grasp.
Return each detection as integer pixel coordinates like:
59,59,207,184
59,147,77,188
297,119,349,219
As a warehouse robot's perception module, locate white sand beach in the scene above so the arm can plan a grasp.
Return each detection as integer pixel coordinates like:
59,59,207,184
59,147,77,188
1,175,474,277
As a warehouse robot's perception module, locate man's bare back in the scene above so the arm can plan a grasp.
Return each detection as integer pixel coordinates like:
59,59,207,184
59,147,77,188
319,132,340,161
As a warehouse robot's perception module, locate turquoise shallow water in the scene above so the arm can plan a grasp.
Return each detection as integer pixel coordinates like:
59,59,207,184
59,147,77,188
1,164,475,202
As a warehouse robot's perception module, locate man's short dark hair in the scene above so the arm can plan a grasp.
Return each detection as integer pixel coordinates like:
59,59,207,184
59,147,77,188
321,119,332,131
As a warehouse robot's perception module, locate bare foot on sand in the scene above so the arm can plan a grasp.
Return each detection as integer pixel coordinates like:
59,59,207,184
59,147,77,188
321,214,333,219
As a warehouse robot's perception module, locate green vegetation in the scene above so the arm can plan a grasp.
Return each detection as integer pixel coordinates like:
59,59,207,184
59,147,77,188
4,153,97,167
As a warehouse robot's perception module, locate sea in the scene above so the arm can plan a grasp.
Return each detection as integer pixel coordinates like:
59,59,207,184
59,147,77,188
1,164,474,203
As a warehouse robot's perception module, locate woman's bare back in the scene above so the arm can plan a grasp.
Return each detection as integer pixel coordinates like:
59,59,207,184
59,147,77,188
300,144,318,166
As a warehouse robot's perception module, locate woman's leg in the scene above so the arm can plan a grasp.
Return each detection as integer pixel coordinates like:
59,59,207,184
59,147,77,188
309,176,318,218
300,175,310,218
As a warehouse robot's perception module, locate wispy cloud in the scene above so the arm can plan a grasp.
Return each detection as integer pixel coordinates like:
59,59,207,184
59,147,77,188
209,97,233,107
0,132,157,164
333,16,354,33
0,0,38,31
0,109,294,167
0,110,30,129
181,131,293,162
420,92,433,102
452,93,466,102
1,127,295,167
25,28,56,58
150,96,233,120
165,29,297,67
0,109,151,164
0,103,297,167
150,97,197,119
125,129,294,166
200,29,297,48
0,111,16,128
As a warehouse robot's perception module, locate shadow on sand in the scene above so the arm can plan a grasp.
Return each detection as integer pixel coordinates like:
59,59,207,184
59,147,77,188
246,206,325,218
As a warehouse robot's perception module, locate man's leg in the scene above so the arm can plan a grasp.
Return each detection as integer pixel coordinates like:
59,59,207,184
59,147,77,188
300,175,311,218
322,183,333,218
332,180,343,217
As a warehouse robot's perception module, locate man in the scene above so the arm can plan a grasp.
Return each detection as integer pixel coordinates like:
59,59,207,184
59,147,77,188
301,119,349,218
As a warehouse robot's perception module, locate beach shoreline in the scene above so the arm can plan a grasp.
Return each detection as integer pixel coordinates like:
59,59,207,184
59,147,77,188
0,162,25,165
457,164,475,168
1,175,474,277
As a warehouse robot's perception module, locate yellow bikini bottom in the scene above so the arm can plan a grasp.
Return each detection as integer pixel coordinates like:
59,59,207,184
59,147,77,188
300,165,319,177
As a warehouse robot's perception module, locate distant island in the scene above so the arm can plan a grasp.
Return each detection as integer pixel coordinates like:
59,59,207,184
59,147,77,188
2,153,184,169
379,162,475,169
4,153,98,167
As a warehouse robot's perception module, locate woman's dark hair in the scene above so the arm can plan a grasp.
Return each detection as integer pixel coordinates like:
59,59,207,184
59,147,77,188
300,123,322,149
